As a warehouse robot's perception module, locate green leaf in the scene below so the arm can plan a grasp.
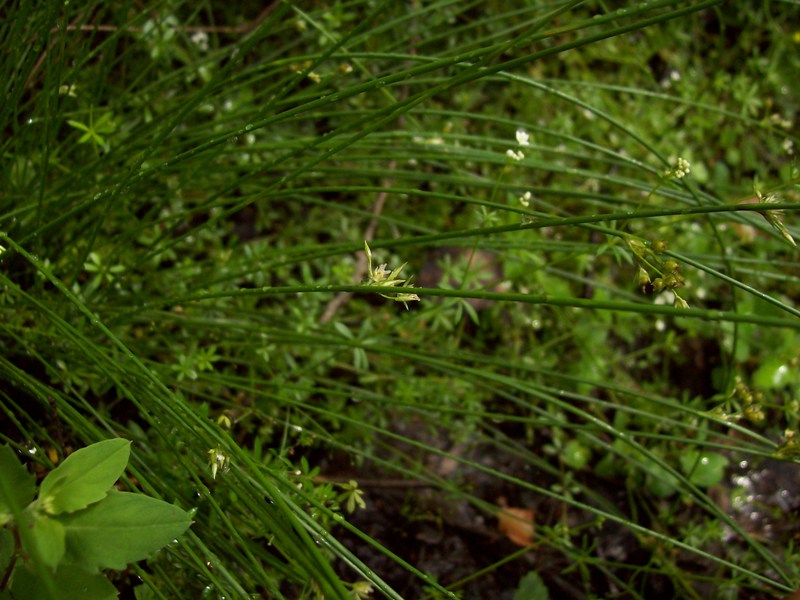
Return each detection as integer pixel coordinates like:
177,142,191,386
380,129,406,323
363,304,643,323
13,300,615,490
26,513,66,570
133,585,156,600
61,490,192,572
680,450,729,487
66,119,90,132
645,467,679,498
93,112,116,134
513,570,549,600
0,445,36,525
10,564,117,600
753,358,794,389
561,439,591,470
0,528,14,577
39,439,130,515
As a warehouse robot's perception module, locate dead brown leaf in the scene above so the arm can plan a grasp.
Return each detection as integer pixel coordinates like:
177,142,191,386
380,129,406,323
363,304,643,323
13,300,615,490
496,497,535,547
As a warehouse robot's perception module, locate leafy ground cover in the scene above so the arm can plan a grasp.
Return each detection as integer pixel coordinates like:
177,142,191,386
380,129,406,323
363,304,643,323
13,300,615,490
1,1,799,598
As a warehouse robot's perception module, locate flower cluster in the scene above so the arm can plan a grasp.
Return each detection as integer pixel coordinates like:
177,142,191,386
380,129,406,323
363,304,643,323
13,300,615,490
208,446,231,479
744,190,797,247
663,157,691,179
505,128,530,161
364,241,420,309
628,238,689,309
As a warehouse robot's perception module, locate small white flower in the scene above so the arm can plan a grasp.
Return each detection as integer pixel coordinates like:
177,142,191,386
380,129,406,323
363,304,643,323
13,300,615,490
506,149,524,161
664,157,691,179
515,129,530,146
519,191,532,207
770,113,793,129
190,31,209,52
413,136,443,145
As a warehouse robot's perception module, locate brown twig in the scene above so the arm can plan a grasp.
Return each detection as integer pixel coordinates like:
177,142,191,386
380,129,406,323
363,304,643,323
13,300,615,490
315,475,433,488
320,42,417,324
26,4,276,90
320,167,395,323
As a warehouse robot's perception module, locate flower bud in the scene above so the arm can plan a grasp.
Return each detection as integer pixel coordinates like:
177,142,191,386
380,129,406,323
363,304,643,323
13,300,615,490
651,240,667,253
663,260,680,274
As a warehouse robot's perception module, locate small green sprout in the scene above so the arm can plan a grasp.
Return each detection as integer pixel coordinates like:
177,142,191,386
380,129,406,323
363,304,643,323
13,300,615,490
337,480,366,513
67,106,116,154
84,251,126,287
364,241,420,309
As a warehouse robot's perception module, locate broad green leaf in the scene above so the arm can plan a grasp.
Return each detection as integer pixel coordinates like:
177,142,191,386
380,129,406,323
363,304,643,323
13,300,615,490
680,450,730,488
61,490,192,572
561,439,591,470
753,358,794,389
26,513,66,570
133,585,156,600
0,445,36,525
645,467,679,499
513,570,550,600
11,564,117,600
0,529,14,577
39,439,130,515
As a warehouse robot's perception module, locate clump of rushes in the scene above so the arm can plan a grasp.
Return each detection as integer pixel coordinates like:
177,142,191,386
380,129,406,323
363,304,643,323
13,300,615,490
363,241,420,309
627,238,689,308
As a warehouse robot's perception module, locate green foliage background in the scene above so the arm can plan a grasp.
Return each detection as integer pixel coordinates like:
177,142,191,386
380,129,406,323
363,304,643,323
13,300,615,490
1,1,799,598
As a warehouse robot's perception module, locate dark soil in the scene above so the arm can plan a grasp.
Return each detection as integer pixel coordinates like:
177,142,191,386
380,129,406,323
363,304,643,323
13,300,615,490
318,418,800,599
